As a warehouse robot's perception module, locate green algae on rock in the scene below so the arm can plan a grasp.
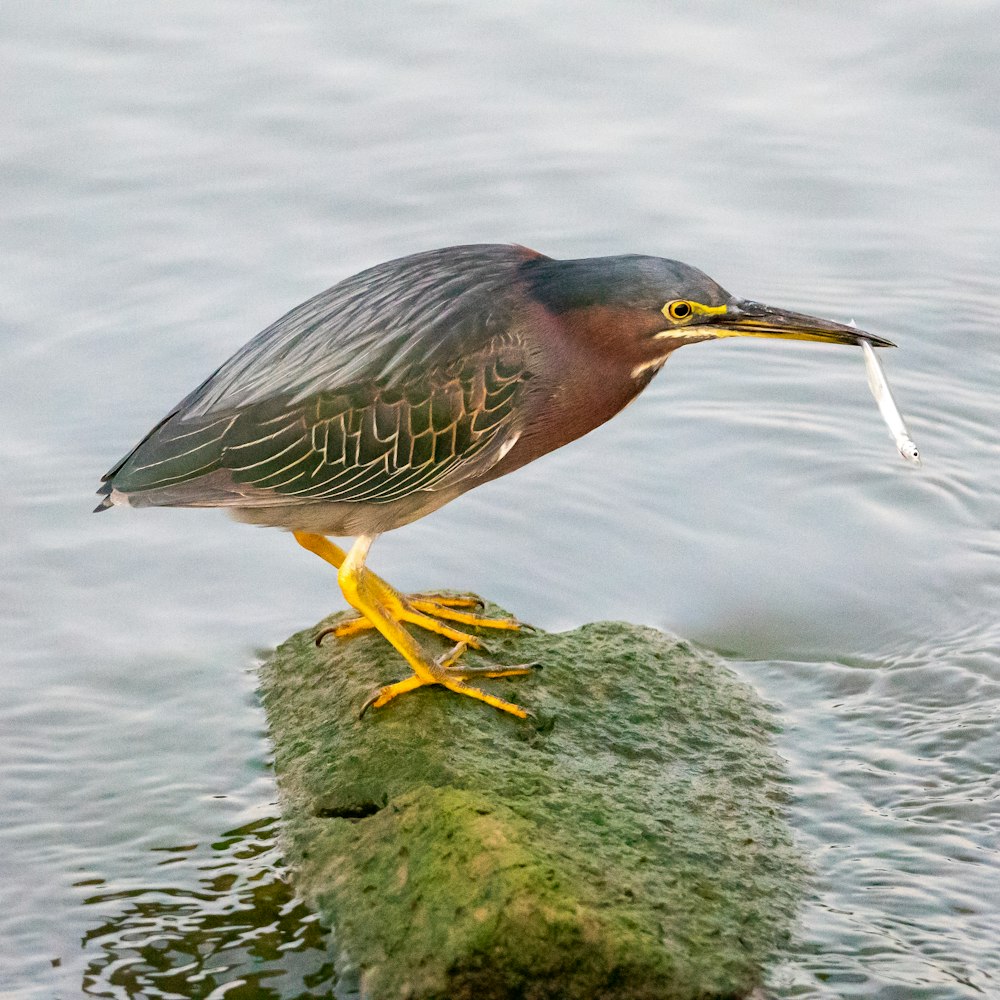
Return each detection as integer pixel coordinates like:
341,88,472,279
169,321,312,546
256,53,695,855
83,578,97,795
258,604,805,1000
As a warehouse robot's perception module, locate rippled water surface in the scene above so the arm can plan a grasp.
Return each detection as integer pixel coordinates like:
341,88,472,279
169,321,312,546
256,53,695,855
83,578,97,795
3,2,999,997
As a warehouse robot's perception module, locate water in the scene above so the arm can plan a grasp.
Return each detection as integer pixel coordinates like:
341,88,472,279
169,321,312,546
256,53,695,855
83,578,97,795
2,2,999,996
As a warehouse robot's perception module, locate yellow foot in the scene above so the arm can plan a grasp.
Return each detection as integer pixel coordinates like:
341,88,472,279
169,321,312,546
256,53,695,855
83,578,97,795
315,591,525,648
359,642,541,719
296,532,539,720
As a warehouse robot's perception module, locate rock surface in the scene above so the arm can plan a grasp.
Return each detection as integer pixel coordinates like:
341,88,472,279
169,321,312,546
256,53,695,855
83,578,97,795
258,602,805,1000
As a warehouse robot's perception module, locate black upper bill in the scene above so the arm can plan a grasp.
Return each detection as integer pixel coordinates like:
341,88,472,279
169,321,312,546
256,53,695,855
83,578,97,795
713,299,896,348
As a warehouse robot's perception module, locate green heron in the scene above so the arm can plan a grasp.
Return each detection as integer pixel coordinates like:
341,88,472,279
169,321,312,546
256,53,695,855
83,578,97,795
96,244,892,718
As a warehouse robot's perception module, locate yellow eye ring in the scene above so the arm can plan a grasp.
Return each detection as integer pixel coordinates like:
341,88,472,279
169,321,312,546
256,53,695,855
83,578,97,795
666,300,693,321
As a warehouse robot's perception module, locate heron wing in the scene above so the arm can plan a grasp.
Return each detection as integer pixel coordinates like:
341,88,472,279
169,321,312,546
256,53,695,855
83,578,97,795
103,336,530,507
100,244,542,506
176,243,541,418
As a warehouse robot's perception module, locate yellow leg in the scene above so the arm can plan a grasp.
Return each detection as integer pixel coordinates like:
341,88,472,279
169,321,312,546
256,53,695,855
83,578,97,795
328,534,535,719
292,530,524,646
292,530,349,569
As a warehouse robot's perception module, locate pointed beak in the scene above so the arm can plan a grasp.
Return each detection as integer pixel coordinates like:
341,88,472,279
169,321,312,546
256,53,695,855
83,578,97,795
712,299,895,348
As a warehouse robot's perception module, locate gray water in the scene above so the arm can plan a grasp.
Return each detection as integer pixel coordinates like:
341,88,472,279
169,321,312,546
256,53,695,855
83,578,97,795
3,2,999,997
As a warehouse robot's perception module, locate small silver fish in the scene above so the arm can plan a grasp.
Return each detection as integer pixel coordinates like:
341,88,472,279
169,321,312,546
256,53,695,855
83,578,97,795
860,338,921,466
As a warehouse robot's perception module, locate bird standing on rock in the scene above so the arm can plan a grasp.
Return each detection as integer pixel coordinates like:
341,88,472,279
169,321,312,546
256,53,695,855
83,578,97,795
96,244,892,718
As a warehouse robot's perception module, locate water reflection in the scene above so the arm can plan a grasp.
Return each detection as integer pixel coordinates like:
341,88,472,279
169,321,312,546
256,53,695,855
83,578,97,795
79,817,344,999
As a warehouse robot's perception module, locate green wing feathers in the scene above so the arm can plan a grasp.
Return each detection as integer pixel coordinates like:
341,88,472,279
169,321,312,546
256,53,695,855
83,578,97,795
105,350,526,506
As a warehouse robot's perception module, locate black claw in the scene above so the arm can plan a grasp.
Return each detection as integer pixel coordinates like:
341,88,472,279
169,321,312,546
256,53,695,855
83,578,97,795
358,685,393,719
517,622,540,633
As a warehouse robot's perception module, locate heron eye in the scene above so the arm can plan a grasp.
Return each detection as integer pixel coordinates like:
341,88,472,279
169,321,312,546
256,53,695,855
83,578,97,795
668,300,693,320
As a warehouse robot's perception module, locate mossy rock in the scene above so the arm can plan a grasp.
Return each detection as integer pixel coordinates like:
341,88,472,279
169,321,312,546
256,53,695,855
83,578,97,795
258,602,804,1000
